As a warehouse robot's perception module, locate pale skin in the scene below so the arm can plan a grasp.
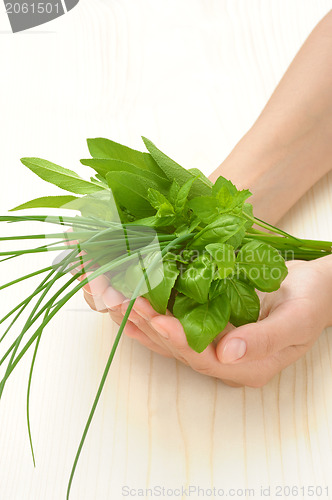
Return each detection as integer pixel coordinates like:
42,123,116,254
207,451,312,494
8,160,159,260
80,11,332,387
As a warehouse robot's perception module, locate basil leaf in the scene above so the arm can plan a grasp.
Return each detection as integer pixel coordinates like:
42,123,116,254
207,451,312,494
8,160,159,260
87,137,167,178
236,240,288,292
21,158,106,195
226,279,260,326
190,215,246,249
173,293,231,353
175,253,214,304
10,195,78,211
142,137,212,198
209,279,227,300
143,255,180,314
205,243,235,278
81,158,170,192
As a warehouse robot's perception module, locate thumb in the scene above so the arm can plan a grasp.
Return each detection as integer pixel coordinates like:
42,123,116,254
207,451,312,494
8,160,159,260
216,302,304,364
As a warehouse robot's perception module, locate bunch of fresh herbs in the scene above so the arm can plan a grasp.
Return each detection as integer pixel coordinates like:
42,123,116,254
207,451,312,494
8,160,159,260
1,137,331,497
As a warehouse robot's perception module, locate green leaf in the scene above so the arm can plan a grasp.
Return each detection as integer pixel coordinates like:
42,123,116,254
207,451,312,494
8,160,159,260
81,158,170,192
109,250,179,314
187,196,219,224
212,176,251,212
147,189,174,216
175,253,214,304
236,240,288,292
205,243,235,278
10,195,78,211
64,192,116,220
87,137,167,178
242,202,254,229
143,255,180,314
169,180,180,205
188,168,213,187
142,137,212,198
226,279,260,326
212,176,238,197
20,158,105,195
174,177,195,214
190,215,246,249
209,279,228,300
106,171,165,218
173,293,231,352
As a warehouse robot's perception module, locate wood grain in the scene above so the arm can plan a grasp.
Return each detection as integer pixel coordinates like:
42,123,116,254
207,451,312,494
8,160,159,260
0,1,332,498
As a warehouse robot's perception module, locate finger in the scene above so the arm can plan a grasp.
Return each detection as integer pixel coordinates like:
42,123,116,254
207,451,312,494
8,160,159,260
216,300,315,364
149,315,221,375
83,290,108,313
132,296,162,320
121,321,173,357
102,286,126,310
107,311,172,357
120,298,176,355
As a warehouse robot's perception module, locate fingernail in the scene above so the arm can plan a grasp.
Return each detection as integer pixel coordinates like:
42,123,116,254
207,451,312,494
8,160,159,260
221,339,246,363
150,320,169,339
103,287,124,309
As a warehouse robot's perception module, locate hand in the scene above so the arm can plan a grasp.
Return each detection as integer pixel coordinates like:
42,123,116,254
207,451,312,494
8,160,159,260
81,257,332,387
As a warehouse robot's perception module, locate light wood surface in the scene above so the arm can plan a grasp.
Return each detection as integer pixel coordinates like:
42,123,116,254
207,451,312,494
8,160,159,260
1,1,332,499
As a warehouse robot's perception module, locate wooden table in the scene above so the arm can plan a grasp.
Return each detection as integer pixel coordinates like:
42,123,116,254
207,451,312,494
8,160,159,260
1,1,332,498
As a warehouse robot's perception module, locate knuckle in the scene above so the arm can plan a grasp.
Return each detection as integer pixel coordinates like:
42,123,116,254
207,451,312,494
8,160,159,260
263,333,274,357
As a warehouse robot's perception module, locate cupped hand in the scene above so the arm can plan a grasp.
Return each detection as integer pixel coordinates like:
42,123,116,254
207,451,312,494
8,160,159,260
81,257,332,388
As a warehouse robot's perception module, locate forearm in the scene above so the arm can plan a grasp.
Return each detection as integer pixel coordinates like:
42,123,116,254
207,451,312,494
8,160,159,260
210,10,332,224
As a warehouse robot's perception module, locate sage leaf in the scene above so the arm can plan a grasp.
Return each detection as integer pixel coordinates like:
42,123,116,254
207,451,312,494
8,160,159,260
87,137,167,178
10,195,78,211
81,158,170,192
188,168,213,187
21,158,105,195
173,293,231,352
142,137,212,198
106,171,166,218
